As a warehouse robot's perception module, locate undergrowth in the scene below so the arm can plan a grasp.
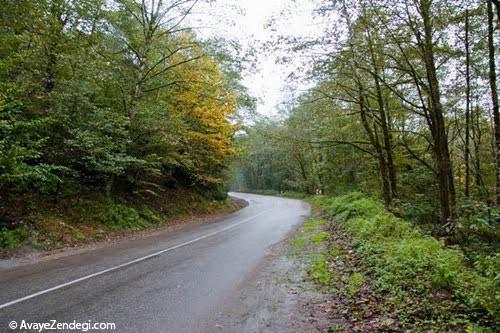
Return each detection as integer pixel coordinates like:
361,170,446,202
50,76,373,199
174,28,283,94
0,189,239,253
313,192,499,331
242,189,310,199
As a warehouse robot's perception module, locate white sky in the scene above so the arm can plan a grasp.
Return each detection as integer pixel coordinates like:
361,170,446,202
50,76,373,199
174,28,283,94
188,0,324,117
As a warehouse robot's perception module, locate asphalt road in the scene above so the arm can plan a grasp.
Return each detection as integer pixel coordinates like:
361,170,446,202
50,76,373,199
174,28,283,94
0,193,310,333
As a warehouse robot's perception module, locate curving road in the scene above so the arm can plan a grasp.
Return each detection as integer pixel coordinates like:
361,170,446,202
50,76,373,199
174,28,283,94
0,193,309,332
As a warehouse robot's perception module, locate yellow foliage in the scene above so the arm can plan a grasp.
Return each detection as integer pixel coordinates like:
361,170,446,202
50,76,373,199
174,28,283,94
167,53,238,184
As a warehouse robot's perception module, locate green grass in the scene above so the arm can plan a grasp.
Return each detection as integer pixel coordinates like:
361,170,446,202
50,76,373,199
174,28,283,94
329,246,341,257
291,218,333,288
311,231,328,244
291,235,308,248
346,272,364,295
96,204,157,230
1,189,238,252
308,254,331,287
72,231,85,240
303,218,327,232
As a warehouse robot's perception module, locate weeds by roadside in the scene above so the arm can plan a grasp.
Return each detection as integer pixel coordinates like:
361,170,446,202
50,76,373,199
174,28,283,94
308,193,499,332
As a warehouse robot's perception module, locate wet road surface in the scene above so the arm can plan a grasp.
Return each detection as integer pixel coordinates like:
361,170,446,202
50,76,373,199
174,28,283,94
0,193,309,332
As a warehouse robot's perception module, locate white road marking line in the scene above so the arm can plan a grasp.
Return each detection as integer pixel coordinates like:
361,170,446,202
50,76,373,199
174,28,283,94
0,209,269,310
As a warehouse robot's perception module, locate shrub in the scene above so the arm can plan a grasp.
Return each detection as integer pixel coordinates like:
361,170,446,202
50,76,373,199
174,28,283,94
0,226,28,249
96,204,158,230
282,191,309,199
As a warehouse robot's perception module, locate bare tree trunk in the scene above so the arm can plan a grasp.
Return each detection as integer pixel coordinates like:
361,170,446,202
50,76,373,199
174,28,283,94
105,176,114,198
472,103,484,194
487,0,500,205
492,0,500,22
343,0,393,206
464,9,471,197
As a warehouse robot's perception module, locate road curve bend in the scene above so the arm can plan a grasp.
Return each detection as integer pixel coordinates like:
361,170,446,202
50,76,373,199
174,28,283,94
0,193,310,333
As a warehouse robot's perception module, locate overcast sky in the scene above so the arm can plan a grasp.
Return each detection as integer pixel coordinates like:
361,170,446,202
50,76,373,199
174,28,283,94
189,0,324,117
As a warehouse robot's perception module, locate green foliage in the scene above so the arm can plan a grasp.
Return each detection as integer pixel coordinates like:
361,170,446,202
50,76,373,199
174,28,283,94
244,189,280,196
303,219,327,232
455,200,500,253
396,197,437,226
346,272,364,295
315,193,499,326
96,204,158,230
314,192,381,221
329,246,341,257
72,231,85,240
282,191,310,199
0,226,28,249
311,231,329,244
290,235,307,249
0,0,244,230
0,97,65,192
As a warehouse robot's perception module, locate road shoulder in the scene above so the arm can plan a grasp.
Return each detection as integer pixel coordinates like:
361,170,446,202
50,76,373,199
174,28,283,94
207,217,333,333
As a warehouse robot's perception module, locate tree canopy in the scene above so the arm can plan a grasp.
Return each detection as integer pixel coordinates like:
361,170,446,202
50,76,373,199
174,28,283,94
0,0,247,209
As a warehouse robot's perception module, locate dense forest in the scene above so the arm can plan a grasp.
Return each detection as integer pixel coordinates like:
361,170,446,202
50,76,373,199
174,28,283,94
0,0,251,248
233,0,499,241
229,1,499,329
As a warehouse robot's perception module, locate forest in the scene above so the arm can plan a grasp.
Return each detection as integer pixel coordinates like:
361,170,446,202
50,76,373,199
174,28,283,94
230,0,500,329
0,0,499,330
233,0,499,243
0,0,251,249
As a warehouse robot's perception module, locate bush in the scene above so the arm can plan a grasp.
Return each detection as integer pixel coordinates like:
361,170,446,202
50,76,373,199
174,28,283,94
313,193,499,328
96,204,159,230
455,200,499,253
244,189,310,199
0,226,28,249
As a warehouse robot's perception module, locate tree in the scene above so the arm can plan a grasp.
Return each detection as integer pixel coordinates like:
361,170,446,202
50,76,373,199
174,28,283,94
487,0,500,205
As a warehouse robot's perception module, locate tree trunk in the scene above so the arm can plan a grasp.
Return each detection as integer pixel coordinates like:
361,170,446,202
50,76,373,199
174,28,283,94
464,9,471,197
473,103,484,194
105,176,114,198
487,0,500,205
492,0,500,22
358,86,392,207
420,0,456,227
366,28,398,200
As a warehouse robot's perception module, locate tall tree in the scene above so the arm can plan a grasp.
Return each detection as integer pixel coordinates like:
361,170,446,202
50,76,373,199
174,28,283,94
487,0,500,205
464,8,471,198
